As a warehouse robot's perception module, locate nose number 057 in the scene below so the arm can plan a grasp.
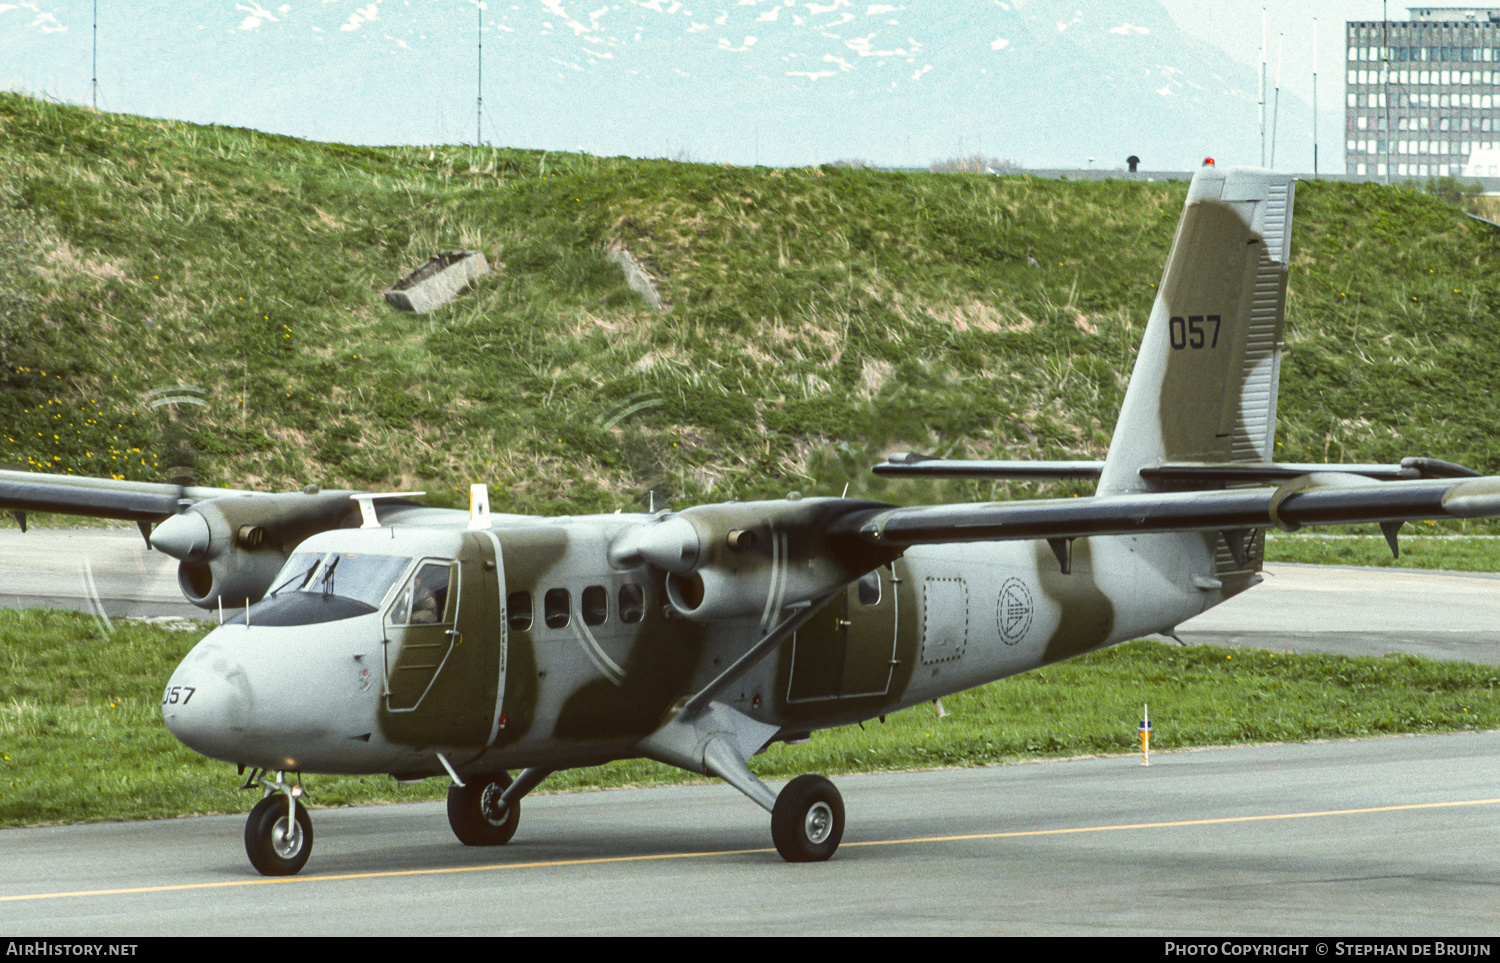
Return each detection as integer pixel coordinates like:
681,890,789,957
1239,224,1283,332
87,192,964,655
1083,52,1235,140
162,685,197,706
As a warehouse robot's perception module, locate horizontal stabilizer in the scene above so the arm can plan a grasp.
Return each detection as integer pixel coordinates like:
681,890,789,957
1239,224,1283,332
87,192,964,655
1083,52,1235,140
875,455,1103,479
838,474,1500,548
873,455,1481,485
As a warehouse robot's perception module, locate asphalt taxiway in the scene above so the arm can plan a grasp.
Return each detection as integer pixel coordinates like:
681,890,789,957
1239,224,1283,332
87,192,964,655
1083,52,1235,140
1176,562,1500,665
4,732,1500,935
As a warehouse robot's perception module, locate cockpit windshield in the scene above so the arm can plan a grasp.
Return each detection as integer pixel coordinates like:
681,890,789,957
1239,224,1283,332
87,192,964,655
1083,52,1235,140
267,552,412,609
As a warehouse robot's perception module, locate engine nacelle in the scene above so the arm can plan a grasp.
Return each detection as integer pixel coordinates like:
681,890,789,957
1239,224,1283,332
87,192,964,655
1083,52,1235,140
607,497,897,622
152,489,361,609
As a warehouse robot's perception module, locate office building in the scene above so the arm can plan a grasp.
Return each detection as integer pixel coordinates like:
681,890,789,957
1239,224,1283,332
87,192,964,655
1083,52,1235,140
1347,8,1500,177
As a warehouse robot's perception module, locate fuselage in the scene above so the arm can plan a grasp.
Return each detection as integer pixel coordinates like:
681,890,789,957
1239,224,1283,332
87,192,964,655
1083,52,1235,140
162,508,1260,779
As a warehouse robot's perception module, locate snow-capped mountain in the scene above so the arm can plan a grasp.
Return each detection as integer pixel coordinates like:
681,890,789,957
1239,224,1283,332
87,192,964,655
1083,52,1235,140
3,0,1314,170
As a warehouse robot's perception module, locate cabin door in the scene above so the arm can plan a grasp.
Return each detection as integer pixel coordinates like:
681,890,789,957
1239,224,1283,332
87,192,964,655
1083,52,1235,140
381,532,506,747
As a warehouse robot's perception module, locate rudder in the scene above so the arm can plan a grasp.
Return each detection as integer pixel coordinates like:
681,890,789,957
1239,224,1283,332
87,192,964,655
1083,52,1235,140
1097,167,1295,496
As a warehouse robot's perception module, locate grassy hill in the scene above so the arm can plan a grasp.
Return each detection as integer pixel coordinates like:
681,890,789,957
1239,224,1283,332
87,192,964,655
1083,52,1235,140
3,92,1500,516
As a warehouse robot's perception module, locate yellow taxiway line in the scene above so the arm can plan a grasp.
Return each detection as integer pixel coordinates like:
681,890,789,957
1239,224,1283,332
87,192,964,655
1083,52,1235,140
6,796,1499,903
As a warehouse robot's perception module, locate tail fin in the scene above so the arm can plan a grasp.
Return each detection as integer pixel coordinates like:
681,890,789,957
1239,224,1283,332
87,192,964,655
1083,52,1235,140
1097,167,1295,496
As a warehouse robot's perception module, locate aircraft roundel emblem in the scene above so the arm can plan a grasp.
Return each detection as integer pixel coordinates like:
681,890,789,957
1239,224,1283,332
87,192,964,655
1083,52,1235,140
998,578,1033,645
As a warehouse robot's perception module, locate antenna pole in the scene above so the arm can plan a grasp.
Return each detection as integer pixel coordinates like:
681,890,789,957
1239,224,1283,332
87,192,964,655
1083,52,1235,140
1313,18,1319,177
1271,33,1283,168
476,1,483,146
1259,8,1267,167
1383,0,1391,184
91,0,98,109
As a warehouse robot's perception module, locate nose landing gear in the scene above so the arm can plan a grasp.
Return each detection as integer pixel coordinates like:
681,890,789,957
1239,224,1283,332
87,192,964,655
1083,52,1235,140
446,771,519,846
445,767,553,846
243,771,313,876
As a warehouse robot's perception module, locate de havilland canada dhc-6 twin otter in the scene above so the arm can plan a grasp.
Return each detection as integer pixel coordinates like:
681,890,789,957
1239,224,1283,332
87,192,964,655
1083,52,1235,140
2,164,1498,876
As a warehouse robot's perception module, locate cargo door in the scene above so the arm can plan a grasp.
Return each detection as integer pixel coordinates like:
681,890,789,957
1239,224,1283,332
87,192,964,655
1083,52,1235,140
787,569,898,702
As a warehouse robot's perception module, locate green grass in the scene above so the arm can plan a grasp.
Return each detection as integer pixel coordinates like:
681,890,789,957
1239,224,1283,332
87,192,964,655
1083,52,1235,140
1266,533,1500,571
3,93,1500,516
3,609,1498,827
6,99,1500,825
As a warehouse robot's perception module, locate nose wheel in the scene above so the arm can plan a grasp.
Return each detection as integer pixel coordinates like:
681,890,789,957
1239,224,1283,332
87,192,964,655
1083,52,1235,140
245,791,313,876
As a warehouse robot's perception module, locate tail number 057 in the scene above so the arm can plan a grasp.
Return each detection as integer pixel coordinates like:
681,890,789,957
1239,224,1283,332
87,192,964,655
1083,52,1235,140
1169,315,1220,350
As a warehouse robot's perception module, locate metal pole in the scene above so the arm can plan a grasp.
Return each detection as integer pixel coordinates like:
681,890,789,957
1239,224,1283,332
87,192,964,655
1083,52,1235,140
1313,18,1320,177
91,0,98,109
1271,32,1283,168
476,1,483,146
1260,8,1267,167
1383,0,1391,184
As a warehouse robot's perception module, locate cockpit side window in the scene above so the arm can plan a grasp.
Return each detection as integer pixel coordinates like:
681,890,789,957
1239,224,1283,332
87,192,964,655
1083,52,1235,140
389,562,454,626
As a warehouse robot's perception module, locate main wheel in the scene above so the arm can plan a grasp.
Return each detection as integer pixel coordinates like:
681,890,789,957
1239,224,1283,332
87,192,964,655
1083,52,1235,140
245,793,313,877
447,771,520,846
771,774,844,863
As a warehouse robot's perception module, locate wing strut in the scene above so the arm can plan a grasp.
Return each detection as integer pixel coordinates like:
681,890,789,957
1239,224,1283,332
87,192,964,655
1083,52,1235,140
680,591,836,717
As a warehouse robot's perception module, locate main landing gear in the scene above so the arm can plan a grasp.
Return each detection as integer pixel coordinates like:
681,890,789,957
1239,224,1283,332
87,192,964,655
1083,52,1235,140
692,730,847,863
243,771,312,877
771,774,845,862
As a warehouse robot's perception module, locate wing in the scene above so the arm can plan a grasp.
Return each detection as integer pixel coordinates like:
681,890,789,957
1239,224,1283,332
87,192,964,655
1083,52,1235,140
0,469,415,609
0,468,255,528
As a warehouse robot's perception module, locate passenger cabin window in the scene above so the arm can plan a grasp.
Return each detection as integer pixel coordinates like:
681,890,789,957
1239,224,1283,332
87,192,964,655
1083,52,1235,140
544,588,571,629
619,583,645,624
389,562,453,625
582,586,608,626
507,591,533,631
857,571,881,606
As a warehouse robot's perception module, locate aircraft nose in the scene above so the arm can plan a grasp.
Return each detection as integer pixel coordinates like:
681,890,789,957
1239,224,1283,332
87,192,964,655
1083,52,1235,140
161,637,251,761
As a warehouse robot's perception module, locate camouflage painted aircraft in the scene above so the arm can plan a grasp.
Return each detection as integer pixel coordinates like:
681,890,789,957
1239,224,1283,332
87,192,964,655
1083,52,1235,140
3,165,1499,877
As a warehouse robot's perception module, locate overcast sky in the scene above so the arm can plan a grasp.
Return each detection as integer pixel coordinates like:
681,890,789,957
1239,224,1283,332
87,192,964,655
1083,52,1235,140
0,1,1435,167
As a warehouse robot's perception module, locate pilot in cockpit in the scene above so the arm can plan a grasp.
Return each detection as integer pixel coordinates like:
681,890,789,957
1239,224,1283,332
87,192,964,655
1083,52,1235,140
409,565,448,624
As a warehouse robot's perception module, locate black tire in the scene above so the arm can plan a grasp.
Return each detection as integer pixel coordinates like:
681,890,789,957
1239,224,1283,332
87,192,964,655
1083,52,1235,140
771,774,844,863
245,793,313,877
447,771,520,846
